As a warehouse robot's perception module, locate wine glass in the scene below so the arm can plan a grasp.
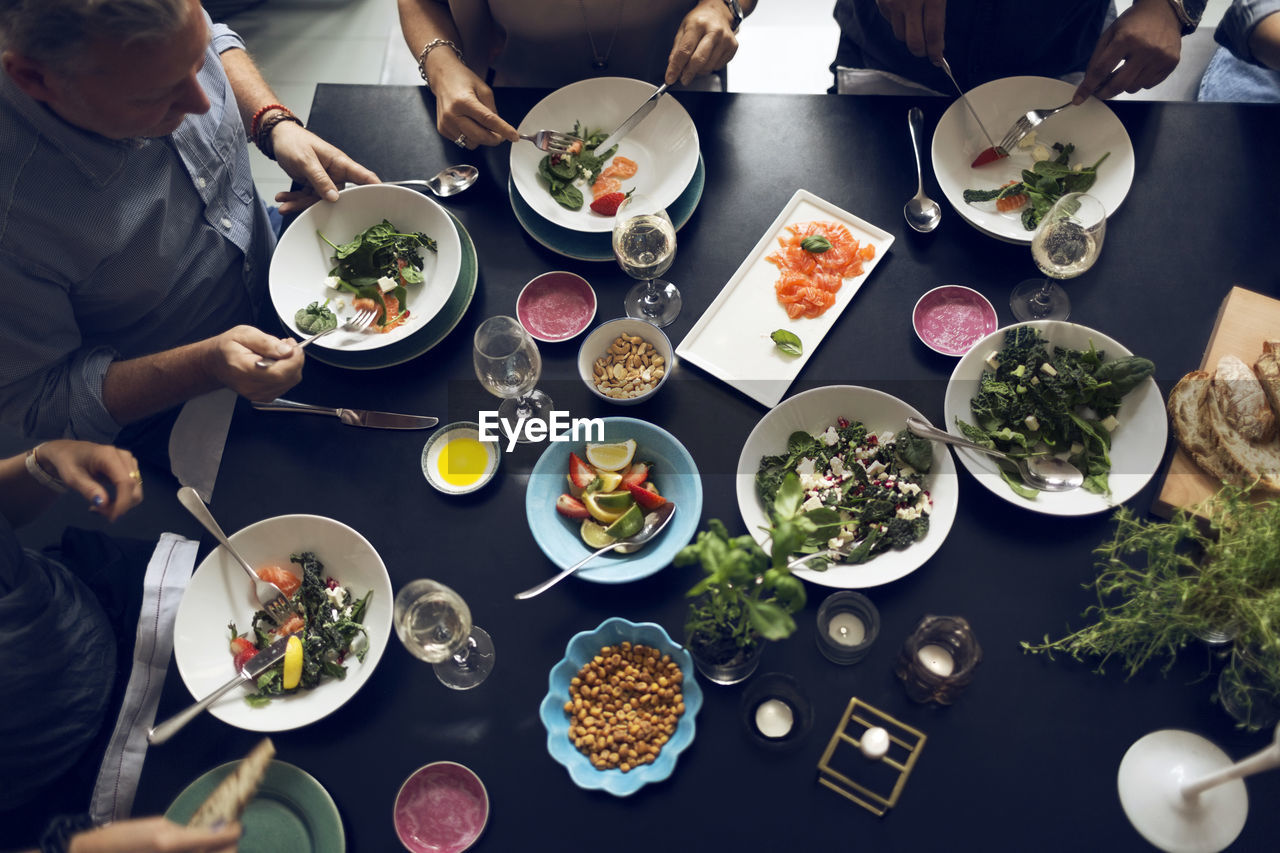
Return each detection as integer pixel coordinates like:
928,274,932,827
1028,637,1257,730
1009,192,1106,322
394,579,495,690
613,193,680,327
473,315,553,444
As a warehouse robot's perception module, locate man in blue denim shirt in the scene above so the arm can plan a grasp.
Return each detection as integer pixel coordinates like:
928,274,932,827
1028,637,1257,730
0,0,378,444
1199,0,1280,101
832,0,1206,102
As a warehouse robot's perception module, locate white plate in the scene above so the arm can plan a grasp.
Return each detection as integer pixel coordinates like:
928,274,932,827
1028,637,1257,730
173,514,393,732
677,190,894,409
510,77,700,234
931,76,1135,244
943,320,1167,516
269,184,462,351
735,385,958,589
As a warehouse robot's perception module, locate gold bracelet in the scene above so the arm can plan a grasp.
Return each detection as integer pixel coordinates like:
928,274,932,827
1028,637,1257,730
25,444,67,493
417,38,464,90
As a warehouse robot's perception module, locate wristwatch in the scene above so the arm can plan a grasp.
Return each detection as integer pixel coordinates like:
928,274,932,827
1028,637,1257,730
1164,0,1206,35
723,0,744,31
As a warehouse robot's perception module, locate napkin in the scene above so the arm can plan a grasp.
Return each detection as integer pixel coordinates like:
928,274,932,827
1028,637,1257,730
89,533,197,823
168,389,236,503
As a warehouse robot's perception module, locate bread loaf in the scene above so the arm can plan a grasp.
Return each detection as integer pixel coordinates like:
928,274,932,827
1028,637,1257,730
1169,370,1280,495
1210,354,1276,442
1254,341,1280,424
188,737,275,829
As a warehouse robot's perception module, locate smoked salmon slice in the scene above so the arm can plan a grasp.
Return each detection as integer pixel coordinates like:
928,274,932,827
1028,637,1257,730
767,220,875,320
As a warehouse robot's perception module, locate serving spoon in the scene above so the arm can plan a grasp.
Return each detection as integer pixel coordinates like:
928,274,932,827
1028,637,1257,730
515,502,677,600
905,107,942,233
386,164,478,198
905,416,1083,492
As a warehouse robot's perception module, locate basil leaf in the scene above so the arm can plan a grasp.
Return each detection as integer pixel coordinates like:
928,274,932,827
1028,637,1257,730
800,235,832,253
771,329,803,356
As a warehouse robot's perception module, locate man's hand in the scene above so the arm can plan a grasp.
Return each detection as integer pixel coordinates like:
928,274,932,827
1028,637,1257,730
68,817,240,853
202,326,304,402
269,122,380,214
665,0,741,86
876,0,948,64
1073,0,1183,103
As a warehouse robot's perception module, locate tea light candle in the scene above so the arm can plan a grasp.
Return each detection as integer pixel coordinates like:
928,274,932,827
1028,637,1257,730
860,726,890,760
827,611,866,646
916,643,955,677
754,699,795,739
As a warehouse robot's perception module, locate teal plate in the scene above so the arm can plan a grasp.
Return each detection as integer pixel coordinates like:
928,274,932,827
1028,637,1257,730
165,760,344,853
305,210,478,370
509,154,705,262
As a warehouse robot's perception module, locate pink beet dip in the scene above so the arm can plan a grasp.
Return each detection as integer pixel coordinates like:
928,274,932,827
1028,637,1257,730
393,762,489,853
912,286,998,357
517,271,597,343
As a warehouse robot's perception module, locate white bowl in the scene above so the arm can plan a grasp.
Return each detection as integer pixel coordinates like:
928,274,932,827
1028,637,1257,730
420,421,500,495
268,184,462,351
577,318,673,405
510,77,700,234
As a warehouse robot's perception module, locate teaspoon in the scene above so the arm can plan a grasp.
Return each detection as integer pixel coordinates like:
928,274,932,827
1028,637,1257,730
905,107,942,233
386,164,478,198
515,502,677,599
905,416,1083,492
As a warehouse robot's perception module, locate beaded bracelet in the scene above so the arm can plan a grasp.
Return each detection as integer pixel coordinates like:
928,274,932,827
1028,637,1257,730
248,102,289,141
25,444,67,494
416,38,463,90
255,111,304,161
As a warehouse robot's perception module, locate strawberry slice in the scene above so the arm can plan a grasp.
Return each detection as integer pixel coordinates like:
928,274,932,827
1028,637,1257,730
627,482,667,511
568,452,599,490
555,493,590,519
619,461,650,489
589,189,633,216
971,146,1008,168
230,635,259,671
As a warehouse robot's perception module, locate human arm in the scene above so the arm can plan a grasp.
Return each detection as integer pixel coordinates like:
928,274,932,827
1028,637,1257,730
0,441,141,526
62,817,240,853
1252,11,1280,68
1217,0,1280,69
873,0,948,64
1073,0,1190,103
665,0,759,85
397,0,518,148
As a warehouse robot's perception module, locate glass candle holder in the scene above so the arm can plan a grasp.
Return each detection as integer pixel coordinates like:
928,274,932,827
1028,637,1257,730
816,591,880,665
740,672,813,749
894,614,981,705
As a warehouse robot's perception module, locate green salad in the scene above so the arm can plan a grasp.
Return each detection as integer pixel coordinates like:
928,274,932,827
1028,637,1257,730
955,327,1154,498
537,121,617,211
963,141,1109,231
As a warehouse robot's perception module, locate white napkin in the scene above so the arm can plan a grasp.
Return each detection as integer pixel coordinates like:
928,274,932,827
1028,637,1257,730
89,533,197,823
168,389,236,503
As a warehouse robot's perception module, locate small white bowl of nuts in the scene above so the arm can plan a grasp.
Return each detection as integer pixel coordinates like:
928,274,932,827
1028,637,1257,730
578,318,673,405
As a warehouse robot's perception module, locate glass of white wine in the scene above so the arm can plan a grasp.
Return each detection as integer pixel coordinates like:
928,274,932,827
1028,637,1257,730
473,315,553,444
394,579,495,690
613,193,680,327
1010,192,1106,322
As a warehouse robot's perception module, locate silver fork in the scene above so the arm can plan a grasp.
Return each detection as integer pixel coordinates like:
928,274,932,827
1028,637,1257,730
788,540,859,571
177,487,298,627
997,101,1074,154
256,307,377,368
518,129,582,153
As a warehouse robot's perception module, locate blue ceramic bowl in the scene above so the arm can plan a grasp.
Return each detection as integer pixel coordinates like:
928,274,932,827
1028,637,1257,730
540,618,703,796
524,417,702,584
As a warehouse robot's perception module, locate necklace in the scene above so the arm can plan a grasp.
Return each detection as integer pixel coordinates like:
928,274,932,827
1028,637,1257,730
577,0,624,72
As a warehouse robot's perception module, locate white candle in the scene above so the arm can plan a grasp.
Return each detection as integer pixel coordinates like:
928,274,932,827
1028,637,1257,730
754,699,794,738
860,726,890,760
917,643,955,677
827,611,866,646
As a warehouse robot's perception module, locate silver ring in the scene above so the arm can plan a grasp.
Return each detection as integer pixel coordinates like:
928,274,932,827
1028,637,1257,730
454,133,468,148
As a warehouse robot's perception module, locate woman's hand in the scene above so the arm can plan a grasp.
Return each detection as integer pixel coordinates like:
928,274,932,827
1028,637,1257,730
666,0,743,85
429,62,519,149
35,441,143,522
68,817,240,853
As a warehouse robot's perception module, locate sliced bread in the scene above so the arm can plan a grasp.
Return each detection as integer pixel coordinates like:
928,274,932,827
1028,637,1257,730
188,737,275,829
1211,354,1276,442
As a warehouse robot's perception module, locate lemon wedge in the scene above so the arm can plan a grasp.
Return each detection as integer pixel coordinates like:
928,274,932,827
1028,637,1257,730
282,634,303,690
585,439,637,472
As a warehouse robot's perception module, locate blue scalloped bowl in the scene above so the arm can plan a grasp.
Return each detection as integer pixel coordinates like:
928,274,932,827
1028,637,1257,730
539,618,703,796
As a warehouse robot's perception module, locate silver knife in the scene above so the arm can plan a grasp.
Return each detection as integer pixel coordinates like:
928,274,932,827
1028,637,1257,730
252,398,438,429
596,82,670,153
938,57,998,151
148,633,296,745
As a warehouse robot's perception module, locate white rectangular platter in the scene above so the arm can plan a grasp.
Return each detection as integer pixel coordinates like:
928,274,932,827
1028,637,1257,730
676,189,893,408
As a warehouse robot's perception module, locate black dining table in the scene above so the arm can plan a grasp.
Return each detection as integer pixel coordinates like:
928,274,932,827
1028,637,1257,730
129,84,1280,852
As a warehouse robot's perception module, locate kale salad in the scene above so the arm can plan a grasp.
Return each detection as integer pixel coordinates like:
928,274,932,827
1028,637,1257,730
955,326,1154,498
755,419,935,567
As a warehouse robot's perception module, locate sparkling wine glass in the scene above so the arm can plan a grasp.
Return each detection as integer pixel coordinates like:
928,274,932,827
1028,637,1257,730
394,579,495,690
613,193,680,327
1009,192,1106,322
473,315,553,444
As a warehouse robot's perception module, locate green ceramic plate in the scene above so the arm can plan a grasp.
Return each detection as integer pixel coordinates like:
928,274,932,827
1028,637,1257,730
165,760,344,853
304,210,478,370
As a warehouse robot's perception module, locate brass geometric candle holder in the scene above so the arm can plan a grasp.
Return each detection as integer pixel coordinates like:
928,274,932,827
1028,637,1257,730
816,697,927,816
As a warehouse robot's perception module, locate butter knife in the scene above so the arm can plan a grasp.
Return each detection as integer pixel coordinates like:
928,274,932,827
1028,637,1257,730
148,633,296,745
596,82,669,153
252,398,438,429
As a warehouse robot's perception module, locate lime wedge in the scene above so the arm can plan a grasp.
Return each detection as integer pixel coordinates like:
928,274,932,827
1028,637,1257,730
585,439,637,472
583,492,628,523
604,504,644,540
580,519,617,549
592,490,634,511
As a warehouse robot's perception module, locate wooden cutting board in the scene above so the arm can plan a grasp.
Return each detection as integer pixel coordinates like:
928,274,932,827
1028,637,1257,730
1152,286,1280,518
